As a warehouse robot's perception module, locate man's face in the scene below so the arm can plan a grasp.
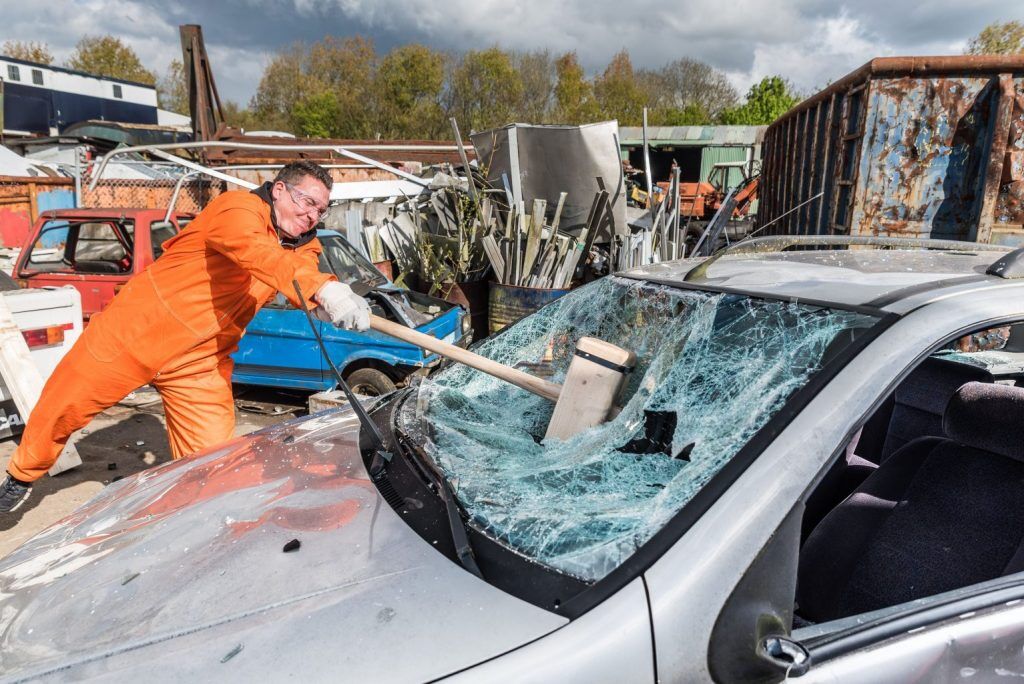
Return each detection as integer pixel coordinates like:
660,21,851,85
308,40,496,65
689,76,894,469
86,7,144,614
270,175,330,238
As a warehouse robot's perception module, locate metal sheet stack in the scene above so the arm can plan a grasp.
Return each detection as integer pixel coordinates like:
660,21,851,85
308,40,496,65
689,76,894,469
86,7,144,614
614,167,685,271
482,189,610,289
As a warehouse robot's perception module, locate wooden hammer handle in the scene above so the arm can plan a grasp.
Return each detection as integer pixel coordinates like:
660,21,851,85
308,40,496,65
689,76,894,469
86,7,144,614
369,314,562,403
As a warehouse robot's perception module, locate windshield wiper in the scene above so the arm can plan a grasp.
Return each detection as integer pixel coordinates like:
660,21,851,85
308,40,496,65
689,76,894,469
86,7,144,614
392,405,484,579
292,280,391,465
439,478,484,578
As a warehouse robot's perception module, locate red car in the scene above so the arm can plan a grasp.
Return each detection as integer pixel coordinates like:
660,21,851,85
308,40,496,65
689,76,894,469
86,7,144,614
13,208,187,322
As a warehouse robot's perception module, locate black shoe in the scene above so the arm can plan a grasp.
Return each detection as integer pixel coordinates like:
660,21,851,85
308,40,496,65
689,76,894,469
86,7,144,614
0,474,31,513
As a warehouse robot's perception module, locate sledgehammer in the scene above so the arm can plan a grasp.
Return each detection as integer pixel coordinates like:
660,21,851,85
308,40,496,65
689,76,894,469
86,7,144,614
369,315,636,440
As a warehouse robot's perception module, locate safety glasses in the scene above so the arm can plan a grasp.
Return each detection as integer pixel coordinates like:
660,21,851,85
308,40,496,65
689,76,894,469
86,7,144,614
284,183,331,222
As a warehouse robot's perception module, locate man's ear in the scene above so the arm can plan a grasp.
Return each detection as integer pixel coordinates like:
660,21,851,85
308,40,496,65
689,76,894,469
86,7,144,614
270,181,285,202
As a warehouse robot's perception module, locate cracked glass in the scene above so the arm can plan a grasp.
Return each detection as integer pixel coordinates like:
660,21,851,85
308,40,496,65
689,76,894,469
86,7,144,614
402,276,878,581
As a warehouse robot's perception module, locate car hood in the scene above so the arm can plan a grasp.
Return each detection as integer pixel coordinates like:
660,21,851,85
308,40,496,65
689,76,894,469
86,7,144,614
0,408,566,681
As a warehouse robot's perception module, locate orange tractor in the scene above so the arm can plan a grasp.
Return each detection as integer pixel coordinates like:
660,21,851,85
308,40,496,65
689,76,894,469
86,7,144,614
655,162,760,223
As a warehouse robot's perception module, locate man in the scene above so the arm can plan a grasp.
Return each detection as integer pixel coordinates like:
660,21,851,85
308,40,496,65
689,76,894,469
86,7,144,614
0,160,370,514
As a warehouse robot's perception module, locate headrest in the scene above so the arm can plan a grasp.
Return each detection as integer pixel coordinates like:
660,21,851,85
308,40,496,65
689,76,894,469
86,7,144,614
944,382,1024,461
897,358,993,414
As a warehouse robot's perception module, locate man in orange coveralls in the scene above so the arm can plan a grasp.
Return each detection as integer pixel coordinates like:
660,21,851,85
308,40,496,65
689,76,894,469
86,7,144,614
0,160,370,515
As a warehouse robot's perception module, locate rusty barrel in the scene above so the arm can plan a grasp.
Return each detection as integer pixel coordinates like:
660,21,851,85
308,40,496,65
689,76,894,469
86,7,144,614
431,279,490,338
488,283,569,335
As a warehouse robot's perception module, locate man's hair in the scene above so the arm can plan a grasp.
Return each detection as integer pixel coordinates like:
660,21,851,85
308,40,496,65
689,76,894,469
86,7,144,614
274,160,333,191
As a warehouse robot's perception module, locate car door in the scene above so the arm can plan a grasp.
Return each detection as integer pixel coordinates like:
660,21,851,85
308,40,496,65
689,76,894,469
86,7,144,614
232,292,328,390
17,218,134,321
794,591,1024,682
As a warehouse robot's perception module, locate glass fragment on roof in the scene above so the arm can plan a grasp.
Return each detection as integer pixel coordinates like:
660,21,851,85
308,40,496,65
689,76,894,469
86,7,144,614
405,276,876,581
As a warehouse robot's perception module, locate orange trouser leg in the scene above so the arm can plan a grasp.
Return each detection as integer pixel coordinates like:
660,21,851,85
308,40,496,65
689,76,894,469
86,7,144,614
8,336,153,482
153,358,235,460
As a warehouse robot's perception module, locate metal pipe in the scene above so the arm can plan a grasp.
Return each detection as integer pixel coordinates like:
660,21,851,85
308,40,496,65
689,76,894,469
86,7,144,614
642,107,653,207
89,140,467,189
73,146,82,208
148,148,258,190
164,170,201,223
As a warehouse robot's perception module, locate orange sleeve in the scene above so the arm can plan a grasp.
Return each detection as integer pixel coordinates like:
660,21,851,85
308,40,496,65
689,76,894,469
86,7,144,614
205,204,335,309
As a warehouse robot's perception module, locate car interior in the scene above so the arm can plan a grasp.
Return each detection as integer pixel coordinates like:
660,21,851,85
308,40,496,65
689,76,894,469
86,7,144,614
25,220,134,275
795,322,1024,627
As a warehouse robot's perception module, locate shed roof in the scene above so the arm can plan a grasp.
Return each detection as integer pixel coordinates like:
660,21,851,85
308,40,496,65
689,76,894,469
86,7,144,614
619,125,766,147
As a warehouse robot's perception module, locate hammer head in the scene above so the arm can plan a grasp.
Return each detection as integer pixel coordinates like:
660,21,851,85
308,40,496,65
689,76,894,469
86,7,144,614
545,337,637,441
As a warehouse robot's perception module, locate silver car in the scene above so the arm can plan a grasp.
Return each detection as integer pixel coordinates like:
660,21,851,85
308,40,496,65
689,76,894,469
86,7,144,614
3,236,1024,683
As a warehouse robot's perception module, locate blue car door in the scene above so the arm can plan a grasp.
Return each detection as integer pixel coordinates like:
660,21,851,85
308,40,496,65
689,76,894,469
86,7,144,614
232,293,327,390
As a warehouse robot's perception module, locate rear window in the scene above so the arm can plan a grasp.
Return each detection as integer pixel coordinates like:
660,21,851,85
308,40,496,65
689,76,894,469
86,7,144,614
23,219,134,274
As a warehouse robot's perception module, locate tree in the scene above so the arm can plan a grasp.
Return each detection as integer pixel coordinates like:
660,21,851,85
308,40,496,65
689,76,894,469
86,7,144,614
717,76,799,125
447,47,522,133
157,59,189,115
65,35,156,84
512,49,555,124
221,101,259,131
967,21,1024,55
374,44,446,139
306,36,377,138
640,58,738,122
250,44,308,133
251,37,378,138
553,52,600,124
594,50,645,126
293,90,340,138
2,40,53,65
658,103,712,126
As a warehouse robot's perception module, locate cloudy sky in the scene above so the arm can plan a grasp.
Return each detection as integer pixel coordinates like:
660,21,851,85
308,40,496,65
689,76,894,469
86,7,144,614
1,0,1021,105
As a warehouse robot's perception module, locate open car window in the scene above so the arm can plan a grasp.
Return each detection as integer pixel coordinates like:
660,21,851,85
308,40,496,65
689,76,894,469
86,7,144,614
24,220,134,274
403,275,879,582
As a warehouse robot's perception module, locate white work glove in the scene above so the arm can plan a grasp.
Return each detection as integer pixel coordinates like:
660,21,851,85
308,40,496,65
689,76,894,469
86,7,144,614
313,281,371,331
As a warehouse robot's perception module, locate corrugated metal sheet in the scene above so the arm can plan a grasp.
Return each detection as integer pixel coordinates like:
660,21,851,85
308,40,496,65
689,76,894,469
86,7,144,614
759,56,1024,245
699,147,750,184
619,126,767,147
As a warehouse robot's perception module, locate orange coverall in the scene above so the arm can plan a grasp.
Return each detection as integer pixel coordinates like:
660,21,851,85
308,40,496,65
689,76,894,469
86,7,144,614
8,189,334,482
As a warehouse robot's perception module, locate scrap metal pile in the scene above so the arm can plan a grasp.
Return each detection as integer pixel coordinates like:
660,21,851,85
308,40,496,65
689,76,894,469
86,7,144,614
372,166,614,291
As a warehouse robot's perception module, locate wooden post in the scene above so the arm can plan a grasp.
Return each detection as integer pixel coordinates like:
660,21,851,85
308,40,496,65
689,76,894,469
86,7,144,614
0,295,81,475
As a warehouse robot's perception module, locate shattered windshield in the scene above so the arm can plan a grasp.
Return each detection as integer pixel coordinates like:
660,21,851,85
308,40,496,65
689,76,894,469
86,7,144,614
319,235,388,287
402,276,878,582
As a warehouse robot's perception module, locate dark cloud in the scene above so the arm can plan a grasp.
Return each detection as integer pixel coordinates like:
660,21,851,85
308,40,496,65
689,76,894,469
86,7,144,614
1,0,1021,104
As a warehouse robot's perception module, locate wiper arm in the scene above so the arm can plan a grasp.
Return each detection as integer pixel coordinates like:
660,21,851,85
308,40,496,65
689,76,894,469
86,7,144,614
292,280,391,467
392,409,483,579
439,478,484,579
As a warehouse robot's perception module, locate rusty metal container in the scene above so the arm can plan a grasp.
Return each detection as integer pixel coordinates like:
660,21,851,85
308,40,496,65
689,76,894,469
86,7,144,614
430,279,489,338
488,283,569,335
759,56,1024,246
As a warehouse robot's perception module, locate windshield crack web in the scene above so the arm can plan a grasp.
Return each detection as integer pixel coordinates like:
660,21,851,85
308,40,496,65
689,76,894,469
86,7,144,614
405,276,874,581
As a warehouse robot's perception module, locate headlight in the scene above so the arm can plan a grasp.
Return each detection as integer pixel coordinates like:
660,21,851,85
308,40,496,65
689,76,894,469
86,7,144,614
461,312,472,335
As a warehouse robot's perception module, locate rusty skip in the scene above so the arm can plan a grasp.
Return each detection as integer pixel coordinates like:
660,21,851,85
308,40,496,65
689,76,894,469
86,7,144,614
759,55,1024,246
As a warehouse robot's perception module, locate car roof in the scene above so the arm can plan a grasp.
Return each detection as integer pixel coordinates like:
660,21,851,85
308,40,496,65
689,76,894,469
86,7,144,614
38,208,186,220
621,237,1022,311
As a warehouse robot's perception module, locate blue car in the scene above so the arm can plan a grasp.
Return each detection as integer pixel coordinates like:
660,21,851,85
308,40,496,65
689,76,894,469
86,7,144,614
232,229,470,395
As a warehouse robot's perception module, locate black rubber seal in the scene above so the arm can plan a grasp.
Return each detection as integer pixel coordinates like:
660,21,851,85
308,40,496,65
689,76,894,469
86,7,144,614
574,348,633,374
